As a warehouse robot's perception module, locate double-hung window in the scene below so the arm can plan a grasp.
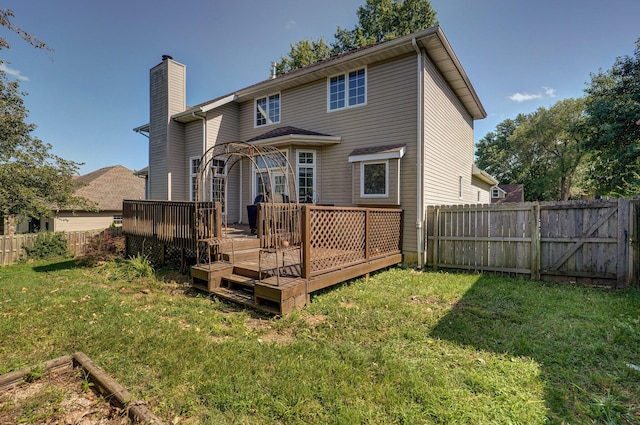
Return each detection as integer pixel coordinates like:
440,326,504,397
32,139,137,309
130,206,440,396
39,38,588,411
211,158,226,212
255,93,280,127
328,67,366,111
189,157,201,201
296,150,316,203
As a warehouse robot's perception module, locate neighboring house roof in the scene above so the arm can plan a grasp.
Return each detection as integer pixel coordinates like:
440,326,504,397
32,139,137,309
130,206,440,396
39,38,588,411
72,165,145,211
161,26,485,129
493,184,524,203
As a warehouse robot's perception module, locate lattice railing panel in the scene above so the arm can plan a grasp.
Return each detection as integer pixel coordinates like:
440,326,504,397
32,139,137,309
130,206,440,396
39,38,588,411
369,210,402,257
308,209,366,273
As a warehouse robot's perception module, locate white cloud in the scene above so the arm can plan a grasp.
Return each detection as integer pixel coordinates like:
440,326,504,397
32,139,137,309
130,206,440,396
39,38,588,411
0,63,29,81
509,86,556,102
285,20,297,30
509,92,543,102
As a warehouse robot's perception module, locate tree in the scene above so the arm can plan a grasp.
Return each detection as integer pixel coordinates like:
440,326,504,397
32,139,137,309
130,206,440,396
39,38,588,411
276,0,438,73
332,0,438,54
274,38,332,75
475,99,589,201
0,9,88,220
583,39,640,197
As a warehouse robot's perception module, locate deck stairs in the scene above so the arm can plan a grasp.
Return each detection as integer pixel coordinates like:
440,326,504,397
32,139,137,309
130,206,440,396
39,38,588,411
191,237,308,315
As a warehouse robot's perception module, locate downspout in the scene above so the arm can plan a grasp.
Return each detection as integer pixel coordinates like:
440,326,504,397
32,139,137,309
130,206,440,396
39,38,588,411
412,38,425,269
192,112,206,200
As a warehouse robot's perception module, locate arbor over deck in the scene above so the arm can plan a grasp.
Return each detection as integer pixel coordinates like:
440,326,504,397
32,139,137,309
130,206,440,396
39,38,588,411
123,201,403,314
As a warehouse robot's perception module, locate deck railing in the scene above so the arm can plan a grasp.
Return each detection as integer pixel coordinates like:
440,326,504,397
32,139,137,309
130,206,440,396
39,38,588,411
257,203,303,249
122,200,218,251
300,206,403,279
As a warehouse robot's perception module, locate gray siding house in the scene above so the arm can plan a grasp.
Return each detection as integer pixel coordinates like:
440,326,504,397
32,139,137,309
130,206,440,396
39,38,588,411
134,26,496,266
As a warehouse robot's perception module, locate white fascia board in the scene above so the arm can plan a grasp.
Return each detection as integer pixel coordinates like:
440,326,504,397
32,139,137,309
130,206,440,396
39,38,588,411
200,94,238,112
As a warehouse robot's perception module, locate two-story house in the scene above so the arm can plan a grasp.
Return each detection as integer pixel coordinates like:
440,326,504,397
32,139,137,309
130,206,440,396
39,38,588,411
134,26,496,266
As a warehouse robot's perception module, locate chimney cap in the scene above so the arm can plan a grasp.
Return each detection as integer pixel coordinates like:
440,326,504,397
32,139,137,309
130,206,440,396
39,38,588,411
162,54,173,61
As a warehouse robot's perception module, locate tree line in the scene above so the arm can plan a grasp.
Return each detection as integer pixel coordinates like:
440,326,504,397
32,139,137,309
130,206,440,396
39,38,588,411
476,42,640,201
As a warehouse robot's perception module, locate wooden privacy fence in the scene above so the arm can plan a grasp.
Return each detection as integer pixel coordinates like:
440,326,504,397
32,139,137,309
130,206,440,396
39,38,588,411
426,199,637,288
0,230,102,266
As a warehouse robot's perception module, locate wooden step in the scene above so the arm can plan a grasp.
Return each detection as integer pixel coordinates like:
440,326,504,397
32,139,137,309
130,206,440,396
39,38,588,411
221,247,261,263
190,262,234,291
221,273,256,289
210,287,280,315
217,238,260,252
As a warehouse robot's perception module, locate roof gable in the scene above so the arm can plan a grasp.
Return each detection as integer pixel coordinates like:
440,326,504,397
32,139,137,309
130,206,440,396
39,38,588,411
72,165,145,211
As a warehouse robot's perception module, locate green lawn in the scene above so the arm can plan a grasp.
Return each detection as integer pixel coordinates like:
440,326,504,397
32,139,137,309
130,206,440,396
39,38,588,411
1,259,639,424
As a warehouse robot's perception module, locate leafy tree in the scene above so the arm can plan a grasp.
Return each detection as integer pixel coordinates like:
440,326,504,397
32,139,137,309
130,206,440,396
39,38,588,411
332,0,438,54
275,38,332,74
0,9,89,220
276,0,438,73
476,99,589,201
583,39,640,197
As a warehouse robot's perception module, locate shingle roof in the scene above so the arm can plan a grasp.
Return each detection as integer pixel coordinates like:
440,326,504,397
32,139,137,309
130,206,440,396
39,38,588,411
494,184,524,203
348,144,407,157
247,126,332,142
72,165,145,211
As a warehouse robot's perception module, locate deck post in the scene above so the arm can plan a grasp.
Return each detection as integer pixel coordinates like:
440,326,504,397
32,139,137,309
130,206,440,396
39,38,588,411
365,209,370,261
301,206,311,279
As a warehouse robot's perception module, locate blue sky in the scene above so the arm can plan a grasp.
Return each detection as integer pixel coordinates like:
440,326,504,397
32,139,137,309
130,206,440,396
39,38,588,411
2,0,639,174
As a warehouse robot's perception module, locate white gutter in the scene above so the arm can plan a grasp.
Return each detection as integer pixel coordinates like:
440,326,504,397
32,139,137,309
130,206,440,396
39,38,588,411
412,38,425,269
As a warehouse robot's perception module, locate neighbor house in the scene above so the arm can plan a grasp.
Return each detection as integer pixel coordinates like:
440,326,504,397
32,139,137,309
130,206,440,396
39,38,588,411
134,26,496,266
491,183,524,203
42,165,146,232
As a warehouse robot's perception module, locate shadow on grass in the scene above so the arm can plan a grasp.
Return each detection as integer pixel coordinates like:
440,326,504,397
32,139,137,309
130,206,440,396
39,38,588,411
429,275,640,423
32,259,81,273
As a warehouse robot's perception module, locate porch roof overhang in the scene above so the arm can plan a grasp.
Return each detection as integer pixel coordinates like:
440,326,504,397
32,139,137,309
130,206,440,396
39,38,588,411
247,126,341,147
168,26,486,122
472,164,498,185
348,144,407,162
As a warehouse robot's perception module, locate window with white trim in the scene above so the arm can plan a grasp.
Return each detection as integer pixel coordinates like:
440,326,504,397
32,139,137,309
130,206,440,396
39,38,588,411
255,93,280,127
189,157,201,201
361,161,388,197
458,176,463,199
211,158,226,212
491,187,500,198
328,67,366,111
252,151,288,201
296,150,316,203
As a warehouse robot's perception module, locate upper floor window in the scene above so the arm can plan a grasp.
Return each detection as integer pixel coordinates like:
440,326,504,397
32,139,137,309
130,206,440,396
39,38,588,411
328,67,366,111
255,93,280,127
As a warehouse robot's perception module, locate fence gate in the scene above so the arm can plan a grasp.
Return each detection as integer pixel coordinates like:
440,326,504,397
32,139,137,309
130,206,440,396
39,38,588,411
538,199,632,288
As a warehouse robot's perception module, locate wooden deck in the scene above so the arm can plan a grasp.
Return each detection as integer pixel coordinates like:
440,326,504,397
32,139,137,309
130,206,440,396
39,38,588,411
123,201,403,314
191,240,402,314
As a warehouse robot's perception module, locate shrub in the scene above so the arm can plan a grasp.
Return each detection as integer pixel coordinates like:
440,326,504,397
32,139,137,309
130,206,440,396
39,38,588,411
25,232,70,260
77,228,125,266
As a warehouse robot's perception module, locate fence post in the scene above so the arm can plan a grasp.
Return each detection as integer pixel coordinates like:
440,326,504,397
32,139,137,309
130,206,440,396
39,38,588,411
617,198,630,289
530,203,540,280
432,206,440,271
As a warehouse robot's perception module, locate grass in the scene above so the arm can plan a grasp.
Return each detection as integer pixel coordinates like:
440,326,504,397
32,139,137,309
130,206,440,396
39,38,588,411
1,258,639,424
